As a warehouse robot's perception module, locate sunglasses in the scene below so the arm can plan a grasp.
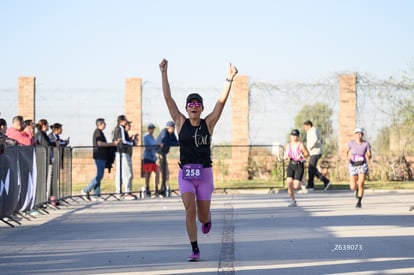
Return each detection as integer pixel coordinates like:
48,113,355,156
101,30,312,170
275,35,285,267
187,102,202,108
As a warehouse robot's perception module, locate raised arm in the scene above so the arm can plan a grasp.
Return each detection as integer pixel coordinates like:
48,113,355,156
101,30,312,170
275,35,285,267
159,59,186,133
205,63,238,134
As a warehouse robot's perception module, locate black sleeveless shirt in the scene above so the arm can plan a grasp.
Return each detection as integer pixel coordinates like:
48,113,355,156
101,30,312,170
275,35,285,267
178,119,212,168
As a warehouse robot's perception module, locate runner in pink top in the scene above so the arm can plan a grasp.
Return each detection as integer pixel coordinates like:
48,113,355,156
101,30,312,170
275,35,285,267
284,129,309,207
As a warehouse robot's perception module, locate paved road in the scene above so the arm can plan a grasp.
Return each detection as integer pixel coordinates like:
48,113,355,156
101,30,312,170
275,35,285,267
0,190,413,275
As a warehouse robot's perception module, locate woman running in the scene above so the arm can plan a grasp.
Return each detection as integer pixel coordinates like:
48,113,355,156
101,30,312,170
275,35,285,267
346,128,372,208
285,129,309,207
159,58,238,261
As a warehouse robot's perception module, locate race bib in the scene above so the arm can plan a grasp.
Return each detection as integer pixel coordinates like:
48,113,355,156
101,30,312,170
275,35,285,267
352,154,365,162
182,164,203,180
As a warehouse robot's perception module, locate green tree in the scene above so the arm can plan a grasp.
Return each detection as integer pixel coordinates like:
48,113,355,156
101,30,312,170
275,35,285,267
289,103,336,156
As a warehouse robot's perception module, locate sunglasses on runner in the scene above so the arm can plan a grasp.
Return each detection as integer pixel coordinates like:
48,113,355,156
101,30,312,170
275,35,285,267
187,102,202,108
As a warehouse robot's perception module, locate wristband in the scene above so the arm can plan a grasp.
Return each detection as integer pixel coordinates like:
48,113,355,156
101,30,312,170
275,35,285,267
226,78,233,83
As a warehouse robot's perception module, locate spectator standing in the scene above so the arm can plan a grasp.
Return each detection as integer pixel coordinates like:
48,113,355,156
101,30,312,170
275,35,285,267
0,118,7,134
346,128,372,208
82,118,120,201
49,123,70,147
285,129,309,207
34,119,56,147
6,116,34,146
143,123,160,196
112,115,136,200
0,118,7,154
303,120,330,191
124,121,139,157
34,119,57,204
23,119,35,145
156,120,179,197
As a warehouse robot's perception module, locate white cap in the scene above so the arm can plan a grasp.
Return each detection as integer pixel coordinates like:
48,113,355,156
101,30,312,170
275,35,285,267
354,128,364,134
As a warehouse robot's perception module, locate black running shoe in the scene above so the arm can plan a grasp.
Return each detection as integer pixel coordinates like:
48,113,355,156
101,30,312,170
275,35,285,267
356,201,362,208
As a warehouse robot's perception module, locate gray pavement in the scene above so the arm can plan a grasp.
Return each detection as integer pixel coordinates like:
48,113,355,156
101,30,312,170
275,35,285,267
0,190,413,275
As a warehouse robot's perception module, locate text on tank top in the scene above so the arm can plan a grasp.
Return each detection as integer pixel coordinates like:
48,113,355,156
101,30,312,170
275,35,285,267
178,119,212,167
288,142,304,162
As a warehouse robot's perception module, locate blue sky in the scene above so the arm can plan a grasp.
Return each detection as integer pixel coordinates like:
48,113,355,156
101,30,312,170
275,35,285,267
1,0,414,146
2,0,413,88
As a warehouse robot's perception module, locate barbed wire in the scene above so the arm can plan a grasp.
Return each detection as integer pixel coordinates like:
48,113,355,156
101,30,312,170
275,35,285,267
1,71,413,147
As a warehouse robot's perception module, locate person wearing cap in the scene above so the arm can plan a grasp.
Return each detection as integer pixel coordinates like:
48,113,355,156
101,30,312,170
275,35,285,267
156,120,179,197
303,120,330,191
346,127,372,208
284,129,309,207
112,115,137,200
159,58,238,261
49,122,70,147
143,123,160,196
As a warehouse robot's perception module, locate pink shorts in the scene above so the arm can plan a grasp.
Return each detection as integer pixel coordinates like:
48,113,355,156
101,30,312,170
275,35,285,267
178,167,214,200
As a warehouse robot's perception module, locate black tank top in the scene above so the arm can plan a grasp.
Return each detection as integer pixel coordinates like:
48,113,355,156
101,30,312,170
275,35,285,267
178,119,212,167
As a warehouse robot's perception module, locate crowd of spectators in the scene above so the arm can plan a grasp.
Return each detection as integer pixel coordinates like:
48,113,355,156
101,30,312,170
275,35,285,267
0,114,177,200
0,116,69,152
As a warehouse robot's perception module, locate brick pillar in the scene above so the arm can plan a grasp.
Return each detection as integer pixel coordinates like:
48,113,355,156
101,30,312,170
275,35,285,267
18,77,36,121
339,74,357,159
231,76,249,179
125,78,143,186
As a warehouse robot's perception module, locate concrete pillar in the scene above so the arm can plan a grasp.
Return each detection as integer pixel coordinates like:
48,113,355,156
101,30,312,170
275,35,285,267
125,78,143,184
18,76,36,121
339,74,357,159
231,76,249,179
